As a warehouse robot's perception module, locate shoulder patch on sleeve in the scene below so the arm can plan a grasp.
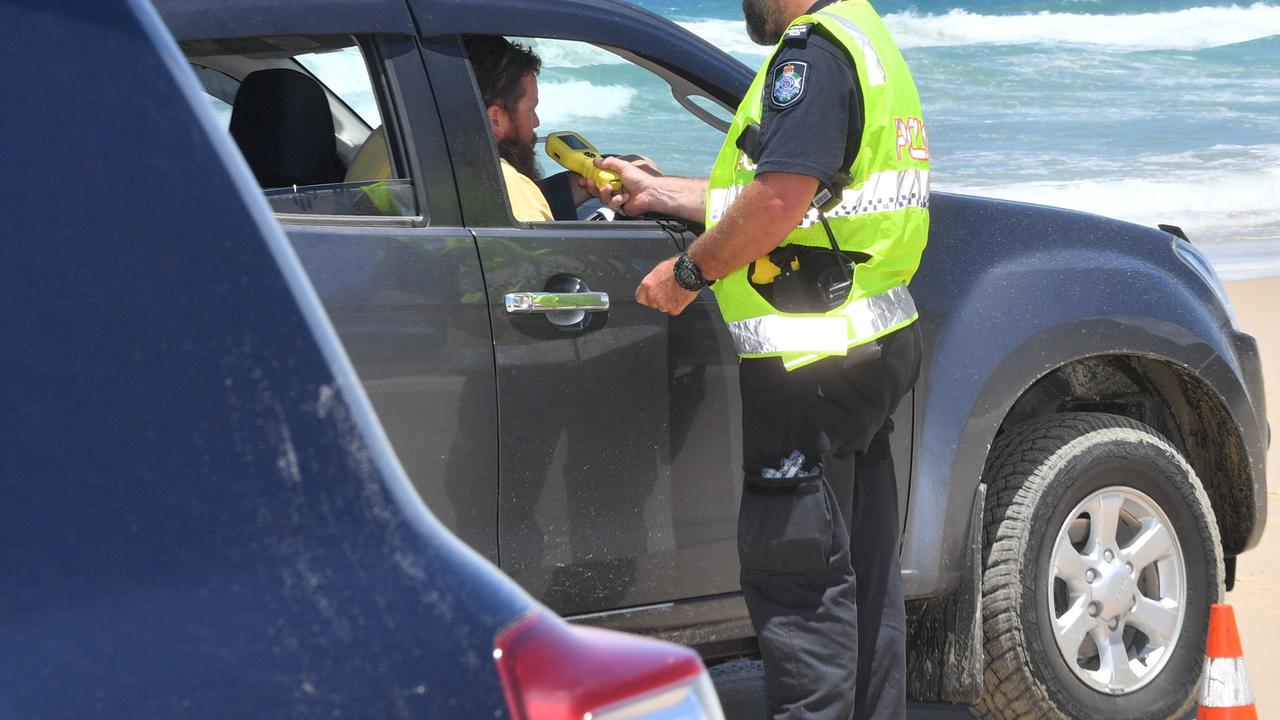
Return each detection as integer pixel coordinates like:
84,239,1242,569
783,23,813,46
770,60,809,108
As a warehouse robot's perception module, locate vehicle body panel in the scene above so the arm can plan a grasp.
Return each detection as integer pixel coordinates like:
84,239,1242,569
419,33,749,613
285,224,501,559
903,195,1268,596
0,1,529,716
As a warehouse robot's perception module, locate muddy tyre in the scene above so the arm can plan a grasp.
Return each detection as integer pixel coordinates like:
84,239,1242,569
973,413,1223,720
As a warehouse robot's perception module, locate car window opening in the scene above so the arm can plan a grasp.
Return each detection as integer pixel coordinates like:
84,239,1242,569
182,35,418,220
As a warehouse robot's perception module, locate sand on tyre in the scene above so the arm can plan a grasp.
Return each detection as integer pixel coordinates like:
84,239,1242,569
973,413,1223,719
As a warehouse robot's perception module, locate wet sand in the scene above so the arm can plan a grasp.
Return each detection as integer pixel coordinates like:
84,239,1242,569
1223,277,1279,717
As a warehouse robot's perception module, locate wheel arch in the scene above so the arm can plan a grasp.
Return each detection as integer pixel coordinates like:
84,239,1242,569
997,354,1256,557
901,314,1265,599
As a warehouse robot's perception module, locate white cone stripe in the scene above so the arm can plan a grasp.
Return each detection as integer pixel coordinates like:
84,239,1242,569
1200,657,1255,708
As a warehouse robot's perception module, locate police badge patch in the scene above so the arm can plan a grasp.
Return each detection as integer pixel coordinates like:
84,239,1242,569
770,61,808,108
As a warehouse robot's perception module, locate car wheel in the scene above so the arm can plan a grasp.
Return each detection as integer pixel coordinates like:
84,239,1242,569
973,413,1223,720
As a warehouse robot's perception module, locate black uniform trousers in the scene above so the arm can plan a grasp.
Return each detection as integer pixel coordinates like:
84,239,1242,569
737,322,922,720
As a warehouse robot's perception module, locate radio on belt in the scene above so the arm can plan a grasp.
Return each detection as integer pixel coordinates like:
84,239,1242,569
544,131,622,192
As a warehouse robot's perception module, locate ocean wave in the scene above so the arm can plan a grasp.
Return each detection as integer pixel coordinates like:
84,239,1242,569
532,39,626,68
945,163,1280,238
676,19,770,58
537,81,637,125
1197,240,1280,280
1186,30,1280,59
664,5,1280,58
884,3,1280,51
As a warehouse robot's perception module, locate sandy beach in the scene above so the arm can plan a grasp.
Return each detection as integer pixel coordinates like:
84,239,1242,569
1222,276,1280,717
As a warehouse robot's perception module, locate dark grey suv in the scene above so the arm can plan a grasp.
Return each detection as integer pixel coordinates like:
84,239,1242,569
158,0,1269,716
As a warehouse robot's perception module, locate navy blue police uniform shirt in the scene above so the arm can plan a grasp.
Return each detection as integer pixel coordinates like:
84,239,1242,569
755,0,863,191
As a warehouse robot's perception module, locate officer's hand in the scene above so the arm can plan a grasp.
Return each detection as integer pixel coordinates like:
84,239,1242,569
636,256,698,316
568,157,660,207
611,154,664,176
577,156,656,203
589,156,665,216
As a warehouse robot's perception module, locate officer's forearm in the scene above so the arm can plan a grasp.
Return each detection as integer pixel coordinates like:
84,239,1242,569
686,172,817,281
647,176,708,223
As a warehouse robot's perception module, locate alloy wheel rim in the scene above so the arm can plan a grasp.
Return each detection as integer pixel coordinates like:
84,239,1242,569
1047,485,1187,695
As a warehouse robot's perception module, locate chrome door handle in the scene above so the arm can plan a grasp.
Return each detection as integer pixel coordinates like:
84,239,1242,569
504,291,611,315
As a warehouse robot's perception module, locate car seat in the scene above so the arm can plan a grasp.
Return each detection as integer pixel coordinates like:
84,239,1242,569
229,69,345,189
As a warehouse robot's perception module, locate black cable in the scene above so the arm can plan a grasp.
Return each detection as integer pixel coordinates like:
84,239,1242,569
656,217,691,253
818,209,841,254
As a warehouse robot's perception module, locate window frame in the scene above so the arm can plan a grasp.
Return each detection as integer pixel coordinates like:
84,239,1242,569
426,32,735,231
268,35,431,229
186,34,450,229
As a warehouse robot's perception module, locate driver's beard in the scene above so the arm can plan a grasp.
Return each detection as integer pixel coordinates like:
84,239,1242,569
498,136,543,182
742,0,782,45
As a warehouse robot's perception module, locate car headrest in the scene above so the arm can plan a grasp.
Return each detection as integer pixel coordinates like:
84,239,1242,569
229,69,344,189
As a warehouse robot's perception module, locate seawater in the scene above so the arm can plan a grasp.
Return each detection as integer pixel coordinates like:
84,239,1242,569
532,0,1280,279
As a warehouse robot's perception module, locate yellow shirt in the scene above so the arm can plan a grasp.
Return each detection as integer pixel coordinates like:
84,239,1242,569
500,158,553,223
346,126,392,182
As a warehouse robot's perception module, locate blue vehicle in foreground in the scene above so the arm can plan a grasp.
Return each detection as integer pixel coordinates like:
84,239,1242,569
0,2,725,718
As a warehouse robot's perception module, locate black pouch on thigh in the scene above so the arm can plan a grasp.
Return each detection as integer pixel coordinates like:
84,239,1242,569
738,467,834,576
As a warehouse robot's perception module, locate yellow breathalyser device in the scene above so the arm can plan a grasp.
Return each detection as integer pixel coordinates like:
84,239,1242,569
544,131,622,192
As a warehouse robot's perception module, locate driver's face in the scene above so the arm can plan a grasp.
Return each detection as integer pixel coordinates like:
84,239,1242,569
506,72,540,147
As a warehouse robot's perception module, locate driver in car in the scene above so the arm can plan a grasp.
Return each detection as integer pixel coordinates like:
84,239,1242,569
465,35,660,223
465,36,564,222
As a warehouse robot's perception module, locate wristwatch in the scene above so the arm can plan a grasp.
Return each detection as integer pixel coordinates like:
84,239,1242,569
673,252,710,291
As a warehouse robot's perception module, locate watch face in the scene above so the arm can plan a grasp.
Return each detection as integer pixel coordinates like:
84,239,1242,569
675,255,702,290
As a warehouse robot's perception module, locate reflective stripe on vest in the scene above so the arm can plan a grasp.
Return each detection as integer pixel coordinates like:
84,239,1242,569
819,10,886,86
726,284,917,357
709,168,929,228
798,167,929,228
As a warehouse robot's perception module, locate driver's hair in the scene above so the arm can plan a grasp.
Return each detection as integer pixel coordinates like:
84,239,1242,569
464,36,543,116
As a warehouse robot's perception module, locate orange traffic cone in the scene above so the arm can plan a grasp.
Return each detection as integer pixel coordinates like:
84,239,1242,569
1198,604,1257,719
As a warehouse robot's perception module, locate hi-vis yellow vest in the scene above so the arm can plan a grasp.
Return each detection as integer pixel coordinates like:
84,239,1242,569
707,0,930,371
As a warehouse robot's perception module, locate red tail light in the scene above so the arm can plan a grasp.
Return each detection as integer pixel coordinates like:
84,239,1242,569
494,609,725,720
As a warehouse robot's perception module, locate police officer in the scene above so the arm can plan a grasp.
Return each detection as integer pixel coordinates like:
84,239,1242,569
588,0,928,718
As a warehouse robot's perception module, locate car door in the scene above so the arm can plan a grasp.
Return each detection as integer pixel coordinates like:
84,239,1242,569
159,1,501,561
419,33,746,615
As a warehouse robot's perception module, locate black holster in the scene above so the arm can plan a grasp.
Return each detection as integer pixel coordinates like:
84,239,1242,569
758,247,857,314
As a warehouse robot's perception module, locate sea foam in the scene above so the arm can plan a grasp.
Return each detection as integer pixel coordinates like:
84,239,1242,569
945,158,1280,243
537,81,638,126
676,19,771,58
533,39,627,69
672,4,1280,55
885,3,1280,51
